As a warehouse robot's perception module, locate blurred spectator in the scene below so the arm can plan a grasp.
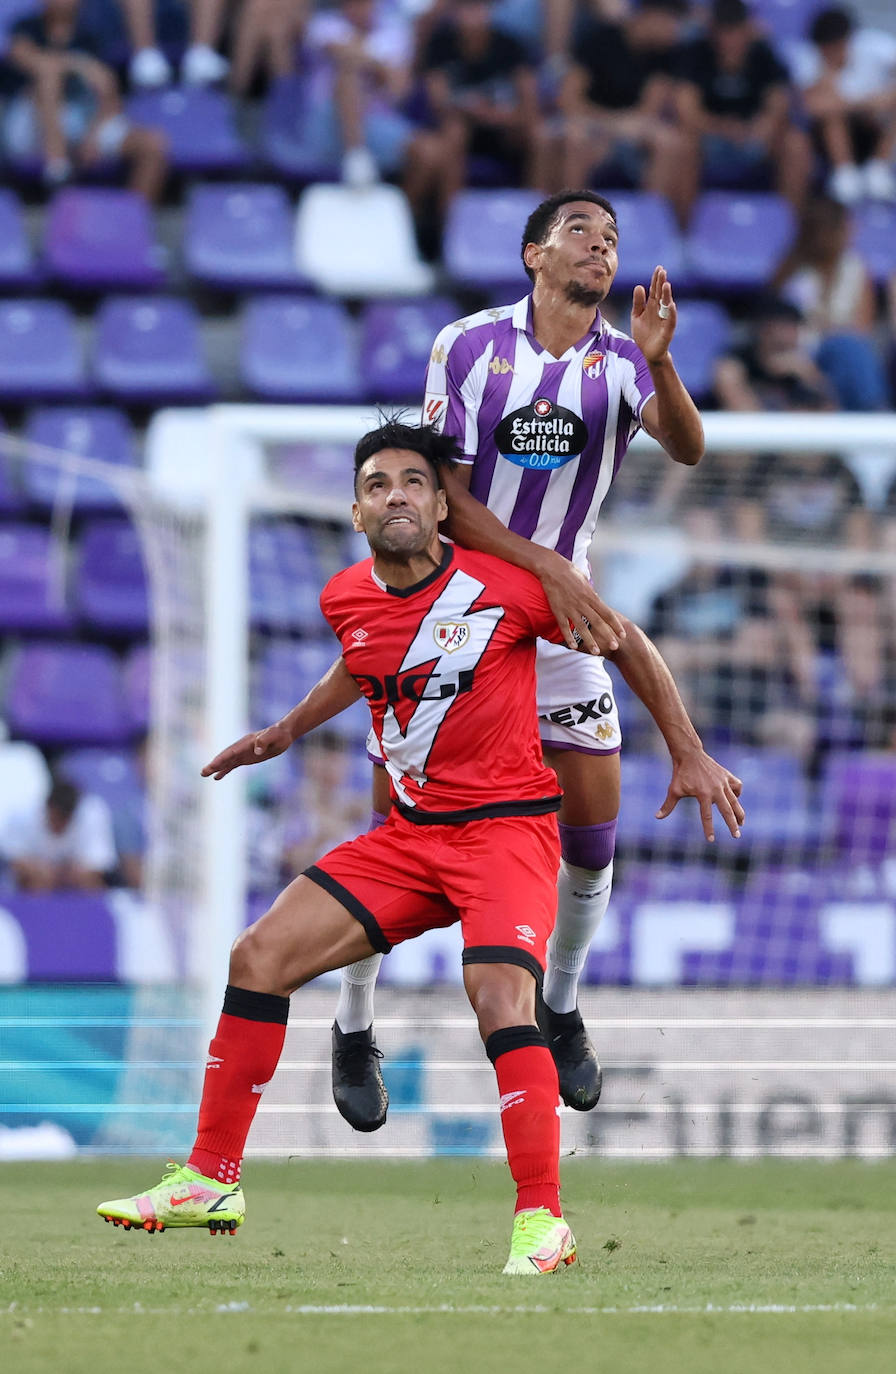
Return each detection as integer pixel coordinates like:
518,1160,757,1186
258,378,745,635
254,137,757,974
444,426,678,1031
0,776,117,891
830,572,896,748
228,0,310,97
646,510,819,757
675,0,811,210
287,0,446,221
763,450,862,541
118,0,229,88
713,293,837,411
418,0,541,208
791,5,896,206
533,0,697,226
280,732,368,878
774,194,892,410
4,0,168,199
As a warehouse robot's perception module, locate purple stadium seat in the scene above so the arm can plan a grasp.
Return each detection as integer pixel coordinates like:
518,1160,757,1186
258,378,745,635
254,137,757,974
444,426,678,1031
360,297,458,402
260,74,338,182
126,88,249,173
122,643,150,732
252,637,338,722
250,521,327,631
667,299,731,402
74,518,149,634
0,299,87,401
184,184,305,291
93,296,214,402
685,192,796,292
0,523,72,631
819,750,896,862
747,0,825,43
21,407,137,512
0,421,26,515
710,747,812,850
0,188,39,286
850,202,896,285
4,642,132,745
606,191,687,291
44,189,165,290
57,746,144,812
617,753,692,848
240,296,362,402
443,189,542,293
737,866,855,983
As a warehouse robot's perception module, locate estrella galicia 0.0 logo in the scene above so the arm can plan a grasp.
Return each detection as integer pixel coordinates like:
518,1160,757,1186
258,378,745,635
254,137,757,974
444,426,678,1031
495,401,588,470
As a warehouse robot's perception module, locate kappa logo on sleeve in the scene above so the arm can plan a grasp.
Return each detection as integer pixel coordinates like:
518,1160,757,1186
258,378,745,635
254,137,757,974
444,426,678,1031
422,390,448,431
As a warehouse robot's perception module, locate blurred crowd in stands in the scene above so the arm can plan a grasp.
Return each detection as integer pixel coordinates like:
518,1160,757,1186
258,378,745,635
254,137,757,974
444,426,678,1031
1,0,896,895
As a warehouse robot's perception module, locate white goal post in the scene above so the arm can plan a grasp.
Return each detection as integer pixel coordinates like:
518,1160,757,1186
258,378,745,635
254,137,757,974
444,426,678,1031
171,407,896,1061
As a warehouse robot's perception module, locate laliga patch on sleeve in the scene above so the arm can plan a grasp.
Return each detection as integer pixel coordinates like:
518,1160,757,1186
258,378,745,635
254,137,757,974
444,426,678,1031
422,391,448,431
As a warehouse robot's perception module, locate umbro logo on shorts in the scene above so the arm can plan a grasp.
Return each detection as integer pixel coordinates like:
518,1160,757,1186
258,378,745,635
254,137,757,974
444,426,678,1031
515,924,536,944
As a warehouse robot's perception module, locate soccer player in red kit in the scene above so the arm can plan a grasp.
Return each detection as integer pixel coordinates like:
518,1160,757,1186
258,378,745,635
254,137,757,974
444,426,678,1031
97,420,590,1275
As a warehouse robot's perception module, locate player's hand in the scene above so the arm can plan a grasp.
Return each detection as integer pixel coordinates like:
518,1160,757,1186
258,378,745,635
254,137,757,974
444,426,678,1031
631,266,676,364
201,722,294,780
536,550,626,655
655,749,744,842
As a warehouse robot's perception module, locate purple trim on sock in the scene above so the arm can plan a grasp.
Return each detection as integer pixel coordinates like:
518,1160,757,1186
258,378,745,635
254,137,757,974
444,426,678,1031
368,810,388,831
558,818,617,870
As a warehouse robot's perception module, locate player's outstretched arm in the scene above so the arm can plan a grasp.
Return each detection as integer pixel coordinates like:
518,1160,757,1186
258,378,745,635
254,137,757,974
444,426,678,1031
632,266,704,467
606,618,744,841
440,464,626,655
201,655,362,781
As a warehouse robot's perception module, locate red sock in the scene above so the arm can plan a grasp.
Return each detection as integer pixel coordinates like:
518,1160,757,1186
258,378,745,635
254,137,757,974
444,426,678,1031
187,987,289,1186
488,1031,561,1217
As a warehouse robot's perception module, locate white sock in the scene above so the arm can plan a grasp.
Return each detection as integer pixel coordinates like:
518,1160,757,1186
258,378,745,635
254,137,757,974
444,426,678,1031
335,954,384,1033
542,860,613,1014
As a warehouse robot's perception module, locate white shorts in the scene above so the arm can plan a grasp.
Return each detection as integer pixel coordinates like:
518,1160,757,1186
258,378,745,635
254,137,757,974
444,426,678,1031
534,639,621,754
367,639,621,764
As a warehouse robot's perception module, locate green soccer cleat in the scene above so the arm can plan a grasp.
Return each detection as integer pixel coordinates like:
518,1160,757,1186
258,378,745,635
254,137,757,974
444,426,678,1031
96,1162,245,1236
502,1207,577,1275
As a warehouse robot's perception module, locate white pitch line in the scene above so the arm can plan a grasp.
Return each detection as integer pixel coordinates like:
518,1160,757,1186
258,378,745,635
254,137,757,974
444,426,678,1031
2,1302,885,1317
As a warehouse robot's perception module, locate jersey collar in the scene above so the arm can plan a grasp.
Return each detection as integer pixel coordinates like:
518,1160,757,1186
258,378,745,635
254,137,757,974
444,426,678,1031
370,540,455,598
514,294,605,356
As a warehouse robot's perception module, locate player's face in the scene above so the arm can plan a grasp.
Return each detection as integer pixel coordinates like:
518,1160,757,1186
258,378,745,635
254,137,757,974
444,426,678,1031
352,449,448,560
527,202,619,307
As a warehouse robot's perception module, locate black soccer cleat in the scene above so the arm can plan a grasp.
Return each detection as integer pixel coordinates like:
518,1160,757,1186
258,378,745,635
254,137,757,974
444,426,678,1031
536,998,602,1111
331,1022,389,1132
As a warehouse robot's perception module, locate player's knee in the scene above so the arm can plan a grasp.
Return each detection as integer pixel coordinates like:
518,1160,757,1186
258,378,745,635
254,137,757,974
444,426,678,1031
229,921,285,993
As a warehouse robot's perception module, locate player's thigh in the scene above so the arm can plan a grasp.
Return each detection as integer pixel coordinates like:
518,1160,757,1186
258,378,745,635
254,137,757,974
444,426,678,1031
543,745,621,826
448,814,560,976
233,874,376,994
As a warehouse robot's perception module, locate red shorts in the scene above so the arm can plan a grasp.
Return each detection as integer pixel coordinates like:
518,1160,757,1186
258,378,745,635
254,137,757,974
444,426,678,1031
305,809,561,979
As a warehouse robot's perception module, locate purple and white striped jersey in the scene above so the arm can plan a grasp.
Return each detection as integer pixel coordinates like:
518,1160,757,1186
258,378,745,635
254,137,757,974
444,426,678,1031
422,295,655,573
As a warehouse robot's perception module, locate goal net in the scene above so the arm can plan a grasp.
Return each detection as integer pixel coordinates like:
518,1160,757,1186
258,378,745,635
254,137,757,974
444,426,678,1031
3,409,895,1158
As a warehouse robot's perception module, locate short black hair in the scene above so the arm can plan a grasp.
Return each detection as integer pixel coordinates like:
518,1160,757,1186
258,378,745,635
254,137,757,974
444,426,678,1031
353,420,461,495
809,6,853,45
47,777,80,819
521,190,617,283
710,0,750,27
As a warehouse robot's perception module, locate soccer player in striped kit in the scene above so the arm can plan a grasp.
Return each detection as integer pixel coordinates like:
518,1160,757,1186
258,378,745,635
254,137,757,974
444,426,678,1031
331,190,744,1125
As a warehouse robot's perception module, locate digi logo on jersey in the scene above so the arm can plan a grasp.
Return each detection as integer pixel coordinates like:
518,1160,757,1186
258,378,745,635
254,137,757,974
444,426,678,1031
495,399,588,470
355,665,475,704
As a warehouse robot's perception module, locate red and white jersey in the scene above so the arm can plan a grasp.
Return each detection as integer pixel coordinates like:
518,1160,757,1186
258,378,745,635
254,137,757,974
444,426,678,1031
422,295,655,573
321,542,564,822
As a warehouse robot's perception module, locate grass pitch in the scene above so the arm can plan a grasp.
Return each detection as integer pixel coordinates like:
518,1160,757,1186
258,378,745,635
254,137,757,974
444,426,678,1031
2,1158,894,1374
